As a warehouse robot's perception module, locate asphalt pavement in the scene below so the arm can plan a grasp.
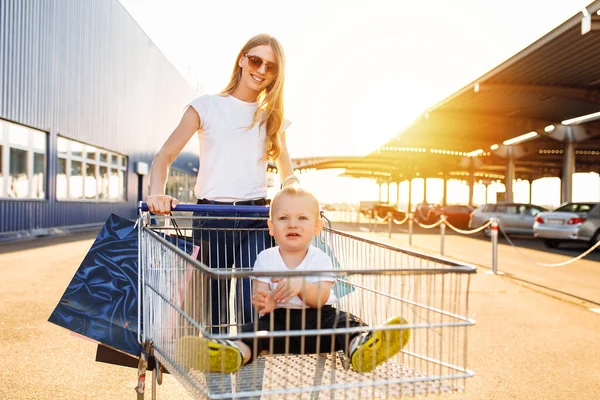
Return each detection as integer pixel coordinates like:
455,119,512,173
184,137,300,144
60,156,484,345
1,225,599,399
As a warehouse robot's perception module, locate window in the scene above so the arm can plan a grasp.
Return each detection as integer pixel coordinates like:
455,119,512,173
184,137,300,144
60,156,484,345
166,168,196,204
69,160,83,199
506,205,518,214
99,166,109,199
0,119,47,199
494,205,506,213
33,153,45,198
9,148,28,197
482,205,495,213
57,158,67,199
555,203,596,213
56,136,127,201
517,205,528,215
85,163,96,199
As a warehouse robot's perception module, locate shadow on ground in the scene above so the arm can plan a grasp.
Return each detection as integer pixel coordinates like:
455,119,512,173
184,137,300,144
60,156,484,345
0,229,101,255
331,221,600,262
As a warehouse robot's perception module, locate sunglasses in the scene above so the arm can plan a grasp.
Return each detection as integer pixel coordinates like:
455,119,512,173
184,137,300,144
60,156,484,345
244,53,278,76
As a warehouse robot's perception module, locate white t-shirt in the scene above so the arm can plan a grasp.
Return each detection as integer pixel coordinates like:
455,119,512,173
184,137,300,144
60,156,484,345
252,245,338,309
188,94,290,201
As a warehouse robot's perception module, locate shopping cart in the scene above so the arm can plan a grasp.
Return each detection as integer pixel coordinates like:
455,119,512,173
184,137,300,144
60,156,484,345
136,203,476,399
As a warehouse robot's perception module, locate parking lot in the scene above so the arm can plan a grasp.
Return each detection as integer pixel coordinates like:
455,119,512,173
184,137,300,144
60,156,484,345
1,226,599,399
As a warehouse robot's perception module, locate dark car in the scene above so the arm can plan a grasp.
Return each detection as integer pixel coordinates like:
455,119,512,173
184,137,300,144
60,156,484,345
427,205,474,228
375,205,407,221
359,201,406,220
414,202,436,223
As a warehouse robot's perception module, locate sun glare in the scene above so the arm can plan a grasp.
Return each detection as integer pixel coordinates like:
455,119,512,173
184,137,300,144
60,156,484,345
118,0,599,208
298,171,599,211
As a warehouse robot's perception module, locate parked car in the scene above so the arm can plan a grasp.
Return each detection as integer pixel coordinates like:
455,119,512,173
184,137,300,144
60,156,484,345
414,202,436,223
533,202,600,248
359,201,406,220
469,203,548,237
427,205,474,228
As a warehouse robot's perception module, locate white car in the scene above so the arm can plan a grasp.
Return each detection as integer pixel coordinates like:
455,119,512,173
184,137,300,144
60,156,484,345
469,203,547,237
533,202,600,248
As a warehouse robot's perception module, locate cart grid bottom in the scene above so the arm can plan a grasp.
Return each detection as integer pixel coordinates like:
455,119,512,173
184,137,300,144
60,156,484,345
154,347,470,400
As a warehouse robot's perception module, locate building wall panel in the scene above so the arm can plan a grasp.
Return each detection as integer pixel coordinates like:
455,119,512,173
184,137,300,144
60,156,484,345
0,0,199,238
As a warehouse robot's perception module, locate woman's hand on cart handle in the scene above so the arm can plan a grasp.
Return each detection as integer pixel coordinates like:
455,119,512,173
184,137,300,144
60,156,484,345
146,194,179,215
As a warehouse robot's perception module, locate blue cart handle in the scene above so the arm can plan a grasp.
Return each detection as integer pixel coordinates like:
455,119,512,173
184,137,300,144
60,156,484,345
138,201,270,214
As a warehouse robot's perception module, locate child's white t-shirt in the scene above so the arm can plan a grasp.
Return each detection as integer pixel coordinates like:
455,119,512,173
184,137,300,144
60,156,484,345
252,245,338,309
188,94,290,202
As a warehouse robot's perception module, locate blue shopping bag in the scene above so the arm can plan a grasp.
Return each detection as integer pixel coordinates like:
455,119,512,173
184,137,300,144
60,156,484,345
48,213,196,358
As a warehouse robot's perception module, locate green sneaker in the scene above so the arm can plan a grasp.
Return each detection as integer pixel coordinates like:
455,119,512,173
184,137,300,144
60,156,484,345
350,316,410,373
176,336,244,373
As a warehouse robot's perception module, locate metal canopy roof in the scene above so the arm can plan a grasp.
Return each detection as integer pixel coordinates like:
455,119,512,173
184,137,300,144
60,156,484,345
343,1,600,182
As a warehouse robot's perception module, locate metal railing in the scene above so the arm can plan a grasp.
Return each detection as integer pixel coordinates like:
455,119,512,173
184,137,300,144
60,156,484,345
331,209,598,273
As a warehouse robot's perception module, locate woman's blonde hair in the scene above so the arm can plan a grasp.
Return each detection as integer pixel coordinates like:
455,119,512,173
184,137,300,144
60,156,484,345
220,34,286,161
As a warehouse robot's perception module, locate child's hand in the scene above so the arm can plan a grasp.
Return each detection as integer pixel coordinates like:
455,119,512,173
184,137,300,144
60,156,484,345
272,277,304,304
252,289,277,314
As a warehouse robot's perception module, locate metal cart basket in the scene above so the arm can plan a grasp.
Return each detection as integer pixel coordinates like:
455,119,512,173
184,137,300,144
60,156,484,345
137,204,476,399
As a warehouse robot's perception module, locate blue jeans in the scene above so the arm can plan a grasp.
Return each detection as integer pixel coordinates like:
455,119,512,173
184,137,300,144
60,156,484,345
192,207,273,335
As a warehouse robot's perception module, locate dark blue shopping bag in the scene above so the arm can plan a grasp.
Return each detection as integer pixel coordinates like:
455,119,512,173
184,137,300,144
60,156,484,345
48,213,196,358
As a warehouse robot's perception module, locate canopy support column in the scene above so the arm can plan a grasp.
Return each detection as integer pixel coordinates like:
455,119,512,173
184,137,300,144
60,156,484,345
485,183,489,204
442,174,447,207
468,159,475,206
505,147,515,203
561,127,576,203
528,175,534,204
407,179,412,212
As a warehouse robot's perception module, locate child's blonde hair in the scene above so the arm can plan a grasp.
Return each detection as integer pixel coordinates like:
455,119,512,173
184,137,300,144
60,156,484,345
270,186,321,219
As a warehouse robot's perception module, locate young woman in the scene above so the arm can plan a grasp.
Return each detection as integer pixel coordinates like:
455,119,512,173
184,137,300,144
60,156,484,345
146,34,298,332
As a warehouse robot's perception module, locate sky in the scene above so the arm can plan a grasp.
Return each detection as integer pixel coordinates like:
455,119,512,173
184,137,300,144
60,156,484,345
118,0,598,205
